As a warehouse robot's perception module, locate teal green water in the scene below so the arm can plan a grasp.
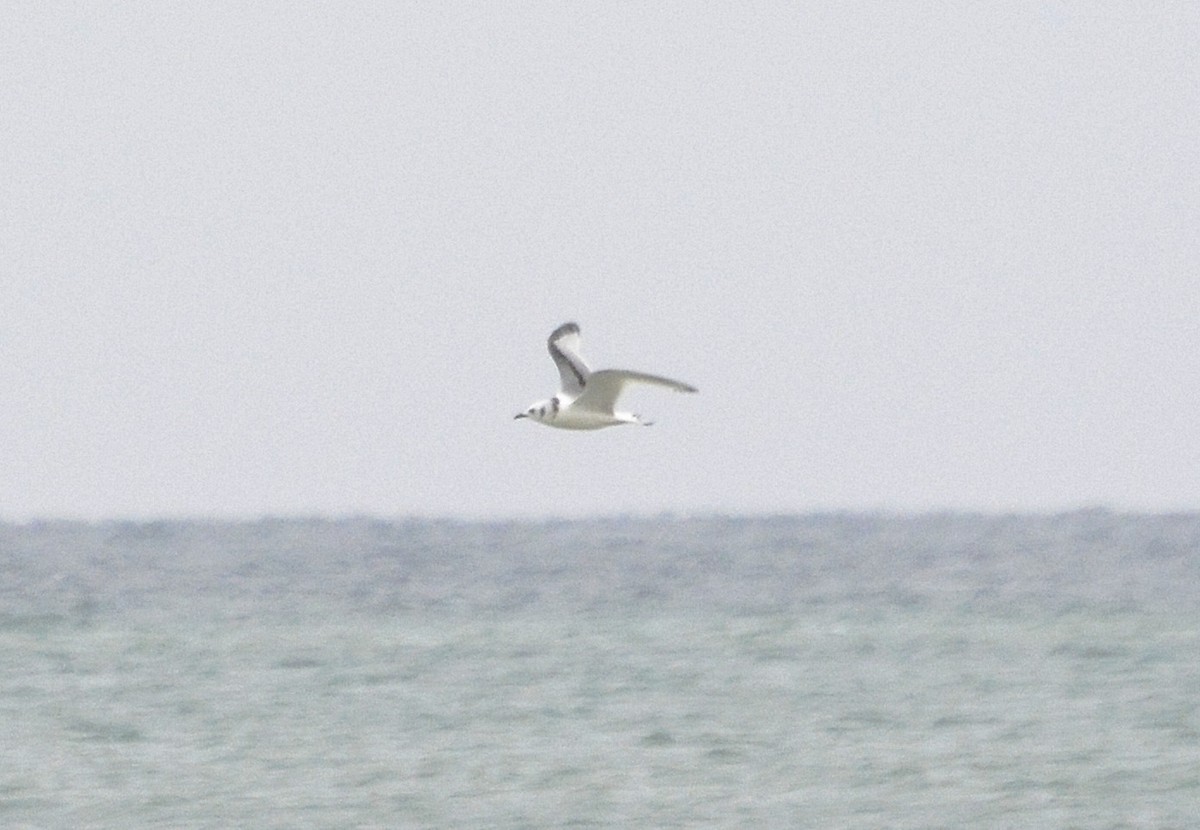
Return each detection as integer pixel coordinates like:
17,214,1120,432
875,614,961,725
2,515,1198,828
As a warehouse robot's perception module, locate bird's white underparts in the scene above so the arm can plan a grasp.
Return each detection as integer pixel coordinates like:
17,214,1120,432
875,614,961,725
515,322,698,430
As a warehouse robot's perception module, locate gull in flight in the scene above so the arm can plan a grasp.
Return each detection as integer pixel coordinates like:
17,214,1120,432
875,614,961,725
515,322,698,429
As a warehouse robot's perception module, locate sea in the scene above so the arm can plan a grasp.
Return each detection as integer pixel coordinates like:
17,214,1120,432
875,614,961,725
2,512,1198,829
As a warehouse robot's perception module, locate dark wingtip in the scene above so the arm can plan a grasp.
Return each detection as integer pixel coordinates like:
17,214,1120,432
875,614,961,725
548,321,580,341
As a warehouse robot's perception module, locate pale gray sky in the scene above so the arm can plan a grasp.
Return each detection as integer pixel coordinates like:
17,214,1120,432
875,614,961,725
3,3,1198,520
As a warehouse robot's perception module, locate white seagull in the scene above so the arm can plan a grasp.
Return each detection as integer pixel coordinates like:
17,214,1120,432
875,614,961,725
515,322,698,429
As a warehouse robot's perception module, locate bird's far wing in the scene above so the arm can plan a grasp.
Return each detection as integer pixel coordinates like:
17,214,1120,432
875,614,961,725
574,369,698,414
547,322,591,395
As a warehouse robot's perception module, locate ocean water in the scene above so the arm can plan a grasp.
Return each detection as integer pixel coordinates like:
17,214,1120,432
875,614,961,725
2,513,1198,829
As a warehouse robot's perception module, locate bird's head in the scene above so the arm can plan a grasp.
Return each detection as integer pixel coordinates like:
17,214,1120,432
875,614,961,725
514,399,550,422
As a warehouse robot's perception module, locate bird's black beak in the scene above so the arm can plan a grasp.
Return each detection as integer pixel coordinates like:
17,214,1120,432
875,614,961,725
513,413,527,420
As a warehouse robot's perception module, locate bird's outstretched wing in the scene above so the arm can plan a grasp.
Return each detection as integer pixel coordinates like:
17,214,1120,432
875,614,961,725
573,369,698,414
547,322,591,395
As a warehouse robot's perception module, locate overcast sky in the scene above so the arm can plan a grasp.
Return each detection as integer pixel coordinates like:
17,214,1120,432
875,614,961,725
3,3,1198,520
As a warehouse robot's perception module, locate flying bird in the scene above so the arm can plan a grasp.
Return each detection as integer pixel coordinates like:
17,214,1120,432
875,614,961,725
515,322,697,429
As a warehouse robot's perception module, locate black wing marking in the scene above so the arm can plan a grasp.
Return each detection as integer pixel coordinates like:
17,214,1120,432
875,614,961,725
547,322,590,395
